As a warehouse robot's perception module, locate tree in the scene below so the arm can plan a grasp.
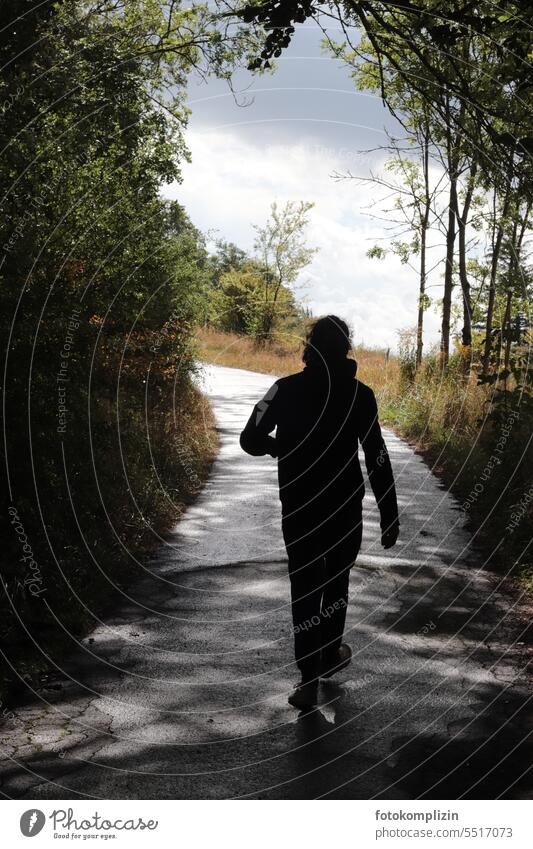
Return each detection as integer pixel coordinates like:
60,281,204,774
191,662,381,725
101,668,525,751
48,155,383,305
252,200,317,343
317,2,529,373
214,263,264,333
453,159,478,356
209,241,249,285
341,132,440,369
0,0,257,692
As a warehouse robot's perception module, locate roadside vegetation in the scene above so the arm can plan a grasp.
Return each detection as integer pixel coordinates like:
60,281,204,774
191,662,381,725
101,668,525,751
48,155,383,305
0,0,247,702
388,358,532,593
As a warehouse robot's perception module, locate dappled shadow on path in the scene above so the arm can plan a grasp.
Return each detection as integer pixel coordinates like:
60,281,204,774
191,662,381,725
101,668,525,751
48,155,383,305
1,405,530,800
1,546,530,800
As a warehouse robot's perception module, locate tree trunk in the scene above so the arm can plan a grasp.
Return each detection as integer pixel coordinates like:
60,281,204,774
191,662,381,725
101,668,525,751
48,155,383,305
482,189,510,375
502,199,530,372
416,130,430,370
455,160,477,354
441,175,457,368
440,100,458,370
482,151,514,375
416,224,426,369
501,284,513,372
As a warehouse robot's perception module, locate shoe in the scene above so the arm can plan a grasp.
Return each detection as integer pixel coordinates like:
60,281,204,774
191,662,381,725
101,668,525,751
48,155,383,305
288,681,318,710
321,643,352,678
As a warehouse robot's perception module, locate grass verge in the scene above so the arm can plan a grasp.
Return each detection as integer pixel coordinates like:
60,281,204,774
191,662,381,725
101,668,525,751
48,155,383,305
1,378,218,707
384,370,532,594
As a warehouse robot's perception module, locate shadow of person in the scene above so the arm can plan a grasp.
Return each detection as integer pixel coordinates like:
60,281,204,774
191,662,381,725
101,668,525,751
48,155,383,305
281,681,352,798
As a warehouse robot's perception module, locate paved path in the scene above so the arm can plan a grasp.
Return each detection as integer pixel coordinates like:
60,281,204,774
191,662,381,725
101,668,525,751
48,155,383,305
0,364,530,799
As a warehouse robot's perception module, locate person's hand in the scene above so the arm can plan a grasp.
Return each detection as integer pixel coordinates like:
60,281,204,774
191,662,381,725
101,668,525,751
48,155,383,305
381,523,399,549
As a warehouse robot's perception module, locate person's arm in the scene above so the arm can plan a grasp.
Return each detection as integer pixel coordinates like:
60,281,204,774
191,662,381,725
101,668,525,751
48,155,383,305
239,381,280,458
358,386,399,548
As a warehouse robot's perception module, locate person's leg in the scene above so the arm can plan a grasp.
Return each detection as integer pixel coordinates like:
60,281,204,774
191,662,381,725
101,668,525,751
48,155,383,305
283,517,324,682
320,516,363,665
288,551,324,681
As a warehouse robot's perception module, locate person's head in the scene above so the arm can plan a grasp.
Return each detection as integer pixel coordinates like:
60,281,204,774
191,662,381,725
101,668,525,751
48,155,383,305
302,315,352,367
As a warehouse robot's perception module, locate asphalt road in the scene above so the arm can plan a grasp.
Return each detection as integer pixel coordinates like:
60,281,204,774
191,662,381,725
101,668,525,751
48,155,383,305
0,364,530,799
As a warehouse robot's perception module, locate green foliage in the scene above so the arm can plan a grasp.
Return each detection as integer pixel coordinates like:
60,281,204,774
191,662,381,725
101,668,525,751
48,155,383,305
214,263,265,334
0,0,251,698
366,245,387,260
201,202,316,344
252,200,317,343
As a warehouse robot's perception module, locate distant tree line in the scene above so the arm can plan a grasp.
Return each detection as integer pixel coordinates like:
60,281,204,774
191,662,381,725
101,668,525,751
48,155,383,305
200,201,316,345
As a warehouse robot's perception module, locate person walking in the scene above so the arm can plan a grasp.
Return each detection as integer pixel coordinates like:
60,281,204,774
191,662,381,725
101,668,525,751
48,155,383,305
240,316,399,709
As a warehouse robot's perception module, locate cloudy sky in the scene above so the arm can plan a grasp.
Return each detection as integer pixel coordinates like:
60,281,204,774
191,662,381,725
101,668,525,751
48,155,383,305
162,22,443,350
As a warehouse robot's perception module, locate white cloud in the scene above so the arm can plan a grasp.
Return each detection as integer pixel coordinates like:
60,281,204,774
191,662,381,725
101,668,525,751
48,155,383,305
162,129,444,350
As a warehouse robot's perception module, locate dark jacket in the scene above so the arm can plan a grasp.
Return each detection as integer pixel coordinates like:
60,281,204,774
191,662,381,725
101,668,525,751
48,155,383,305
239,358,399,532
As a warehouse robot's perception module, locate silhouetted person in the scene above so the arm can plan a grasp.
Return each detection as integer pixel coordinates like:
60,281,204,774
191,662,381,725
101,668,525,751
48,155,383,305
240,316,399,709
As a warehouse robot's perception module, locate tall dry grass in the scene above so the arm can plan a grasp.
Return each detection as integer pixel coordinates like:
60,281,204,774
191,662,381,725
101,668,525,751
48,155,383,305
195,326,399,404
385,366,532,589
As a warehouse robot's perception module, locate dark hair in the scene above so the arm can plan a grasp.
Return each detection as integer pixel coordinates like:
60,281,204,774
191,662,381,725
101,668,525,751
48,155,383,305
302,315,352,366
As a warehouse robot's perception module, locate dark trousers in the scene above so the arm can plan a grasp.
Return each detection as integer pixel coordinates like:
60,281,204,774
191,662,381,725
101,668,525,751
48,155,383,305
282,506,363,681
